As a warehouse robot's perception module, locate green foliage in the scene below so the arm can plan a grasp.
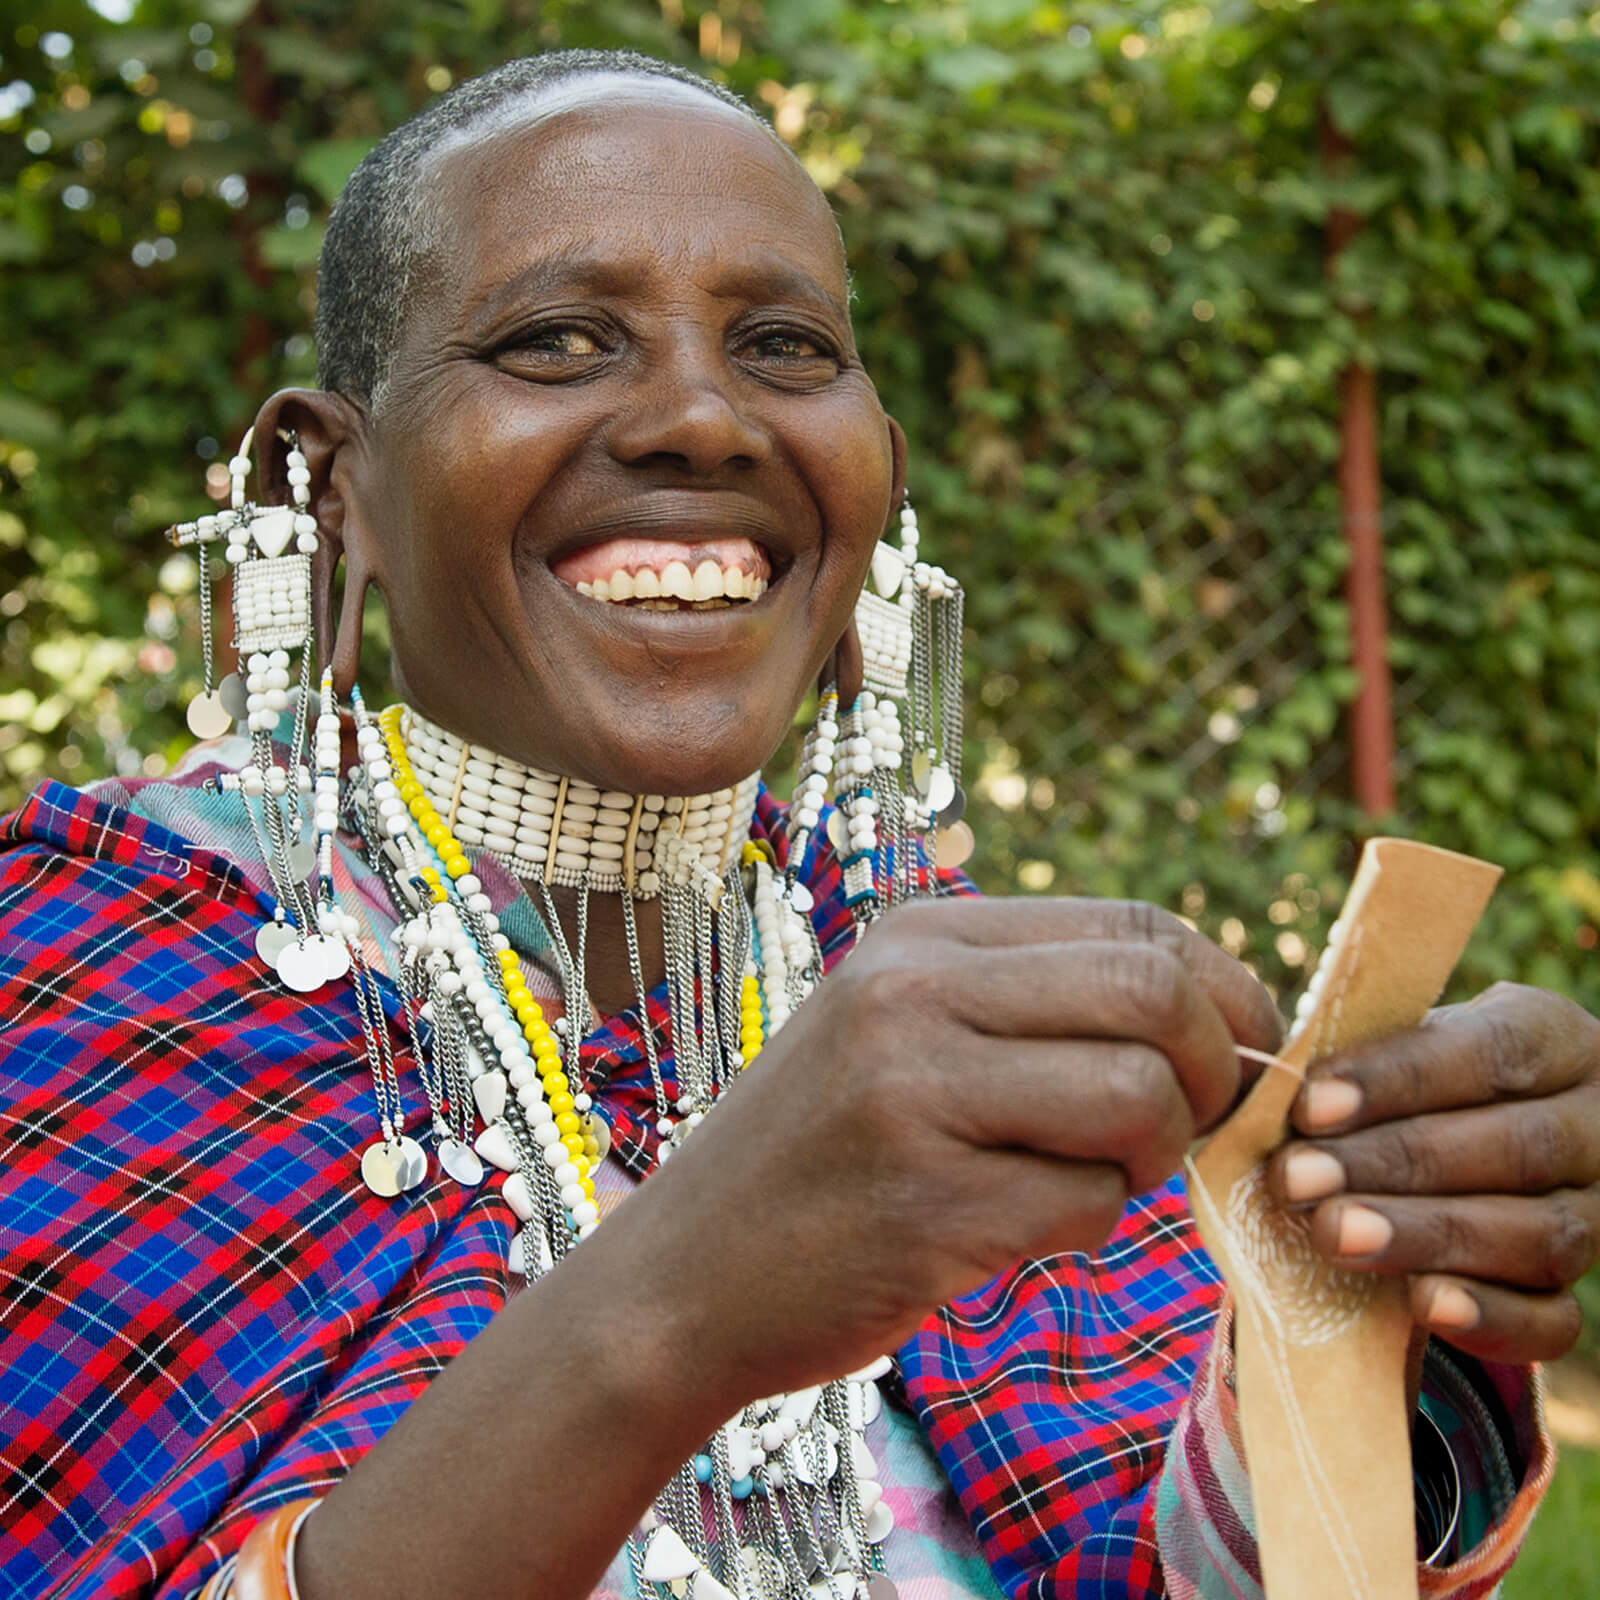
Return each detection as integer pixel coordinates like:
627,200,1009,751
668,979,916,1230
2,0,1598,1024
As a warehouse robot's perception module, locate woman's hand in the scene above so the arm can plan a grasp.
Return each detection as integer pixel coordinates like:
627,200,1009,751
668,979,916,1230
611,895,1282,1408
1266,981,1600,1364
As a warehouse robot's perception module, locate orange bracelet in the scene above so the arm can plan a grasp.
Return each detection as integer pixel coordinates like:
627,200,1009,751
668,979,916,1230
199,1499,319,1600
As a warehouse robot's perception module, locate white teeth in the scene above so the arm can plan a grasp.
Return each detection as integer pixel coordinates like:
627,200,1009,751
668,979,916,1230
574,561,771,606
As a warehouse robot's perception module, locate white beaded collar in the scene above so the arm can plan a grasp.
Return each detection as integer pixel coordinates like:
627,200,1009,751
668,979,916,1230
401,710,761,900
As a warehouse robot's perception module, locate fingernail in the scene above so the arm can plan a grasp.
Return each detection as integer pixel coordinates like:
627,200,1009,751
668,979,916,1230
1302,1077,1362,1130
1282,1148,1346,1203
1335,1204,1393,1259
1424,1283,1481,1332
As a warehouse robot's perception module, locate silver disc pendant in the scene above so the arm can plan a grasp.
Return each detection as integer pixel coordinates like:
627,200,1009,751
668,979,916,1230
275,939,327,994
924,764,956,816
935,820,976,871
186,691,233,740
360,1141,403,1197
219,671,248,719
286,837,316,878
255,919,296,966
866,1578,900,1600
937,783,967,825
395,1135,428,1190
438,1138,485,1186
308,933,350,982
910,748,934,796
784,880,815,914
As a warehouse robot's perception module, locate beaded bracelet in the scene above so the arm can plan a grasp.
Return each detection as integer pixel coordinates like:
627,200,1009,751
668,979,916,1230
198,1499,318,1600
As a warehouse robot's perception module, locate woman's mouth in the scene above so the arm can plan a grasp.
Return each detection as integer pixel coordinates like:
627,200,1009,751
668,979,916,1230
551,537,773,612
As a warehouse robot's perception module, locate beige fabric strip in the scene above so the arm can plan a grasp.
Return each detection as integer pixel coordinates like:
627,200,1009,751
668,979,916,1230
1191,838,1502,1599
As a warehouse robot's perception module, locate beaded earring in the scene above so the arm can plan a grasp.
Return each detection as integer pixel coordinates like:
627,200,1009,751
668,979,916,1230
798,495,971,930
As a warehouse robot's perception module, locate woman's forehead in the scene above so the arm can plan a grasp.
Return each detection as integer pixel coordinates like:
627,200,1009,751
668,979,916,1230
420,84,846,303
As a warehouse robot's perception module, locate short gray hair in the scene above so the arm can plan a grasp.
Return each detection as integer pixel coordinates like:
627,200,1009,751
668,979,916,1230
314,50,774,410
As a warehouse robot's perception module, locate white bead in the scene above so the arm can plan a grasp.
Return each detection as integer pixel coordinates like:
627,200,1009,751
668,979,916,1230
502,1172,536,1222
473,1123,519,1174
572,1200,598,1226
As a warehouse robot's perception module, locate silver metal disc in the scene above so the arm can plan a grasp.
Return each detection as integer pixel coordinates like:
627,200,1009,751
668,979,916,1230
308,933,349,982
218,672,248,719
286,837,316,878
186,691,233,740
910,748,934,796
866,1578,900,1600
395,1135,428,1190
784,880,815,914
924,764,956,816
275,940,327,994
255,919,296,966
937,783,967,825
935,820,975,871
360,1141,403,1198
439,1138,485,1186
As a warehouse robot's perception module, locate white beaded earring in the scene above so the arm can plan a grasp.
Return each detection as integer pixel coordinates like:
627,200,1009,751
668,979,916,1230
839,494,971,906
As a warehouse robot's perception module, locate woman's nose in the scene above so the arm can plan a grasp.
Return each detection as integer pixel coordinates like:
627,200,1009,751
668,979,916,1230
606,343,771,475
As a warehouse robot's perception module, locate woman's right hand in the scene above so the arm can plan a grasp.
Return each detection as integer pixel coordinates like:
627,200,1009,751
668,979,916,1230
610,895,1283,1411
299,896,1279,1600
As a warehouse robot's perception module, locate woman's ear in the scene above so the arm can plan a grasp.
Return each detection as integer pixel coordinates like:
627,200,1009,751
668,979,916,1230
822,414,909,710
247,388,376,696
886,414,909,521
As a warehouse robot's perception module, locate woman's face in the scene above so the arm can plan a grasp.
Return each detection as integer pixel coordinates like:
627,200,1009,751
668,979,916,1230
336,79,903,795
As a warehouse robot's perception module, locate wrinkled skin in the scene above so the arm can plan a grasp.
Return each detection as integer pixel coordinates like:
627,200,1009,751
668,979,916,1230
255,80,1600,1600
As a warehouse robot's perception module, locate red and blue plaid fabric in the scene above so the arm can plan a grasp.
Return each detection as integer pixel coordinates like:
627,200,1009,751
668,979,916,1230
0,773,1542,1599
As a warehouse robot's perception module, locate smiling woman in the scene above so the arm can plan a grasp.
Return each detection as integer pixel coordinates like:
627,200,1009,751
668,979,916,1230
2,46,1598,1600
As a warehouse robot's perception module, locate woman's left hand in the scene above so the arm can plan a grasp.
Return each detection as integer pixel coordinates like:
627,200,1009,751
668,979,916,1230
1264,981,1600,1365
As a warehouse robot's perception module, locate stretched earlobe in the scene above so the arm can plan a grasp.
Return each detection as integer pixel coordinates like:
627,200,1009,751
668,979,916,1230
821,622,864,709
328,549,371,698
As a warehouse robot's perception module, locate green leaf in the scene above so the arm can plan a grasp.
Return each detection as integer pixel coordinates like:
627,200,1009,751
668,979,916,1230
926,45,1018,94
0,393,63,447
295,139,379,203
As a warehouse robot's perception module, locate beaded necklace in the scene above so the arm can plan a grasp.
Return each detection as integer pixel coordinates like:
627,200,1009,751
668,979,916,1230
166,435,969,1600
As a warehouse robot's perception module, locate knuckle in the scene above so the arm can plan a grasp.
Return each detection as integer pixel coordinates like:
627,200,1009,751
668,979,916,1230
1474,1011,1545,1101
1515,1109,1571,1193
1110,1047,1188,1146
1540,1194,1599,1287
1120,899,1189,954
1377,1122,1437,1193
1121,944,1193,1037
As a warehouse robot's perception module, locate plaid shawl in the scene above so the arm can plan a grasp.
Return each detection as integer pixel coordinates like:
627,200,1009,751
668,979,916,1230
0,770,1541,1599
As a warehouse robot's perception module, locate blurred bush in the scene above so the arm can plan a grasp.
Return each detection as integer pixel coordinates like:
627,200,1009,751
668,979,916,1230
2,0,1598,1024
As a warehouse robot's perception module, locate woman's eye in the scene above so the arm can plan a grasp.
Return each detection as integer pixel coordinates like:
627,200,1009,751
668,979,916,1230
750,331,831,362
503,326,605,360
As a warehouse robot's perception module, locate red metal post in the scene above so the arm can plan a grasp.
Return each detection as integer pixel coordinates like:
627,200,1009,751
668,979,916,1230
1324,111,1395,817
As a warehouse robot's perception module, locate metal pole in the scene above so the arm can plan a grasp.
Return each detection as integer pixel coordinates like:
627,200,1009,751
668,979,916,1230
1324,110,1396,817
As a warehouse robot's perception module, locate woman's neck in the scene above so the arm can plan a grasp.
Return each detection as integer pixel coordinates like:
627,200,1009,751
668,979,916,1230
399,706,759,1018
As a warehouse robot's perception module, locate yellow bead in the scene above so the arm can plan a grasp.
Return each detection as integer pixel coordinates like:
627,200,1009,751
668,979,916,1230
556,1111,581,1135
561,1132,584,1156
445,856,469,878
549,1090,575,1113
582,1137,600,1159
